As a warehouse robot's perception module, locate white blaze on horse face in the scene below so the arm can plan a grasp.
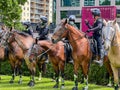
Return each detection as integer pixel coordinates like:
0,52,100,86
103,23,115,51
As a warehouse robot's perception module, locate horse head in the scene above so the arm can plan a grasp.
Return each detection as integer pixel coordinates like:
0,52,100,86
102,19,117,51
51,19,68,43
0,30,12,46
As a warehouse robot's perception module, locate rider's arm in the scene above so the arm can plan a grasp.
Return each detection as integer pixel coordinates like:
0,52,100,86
86,23,93,29
89,23,103,32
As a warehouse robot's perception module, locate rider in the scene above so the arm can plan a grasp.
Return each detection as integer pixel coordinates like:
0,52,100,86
36,16,49,40
36,16,49,63
64,15,79,64
23,22,33,37
68,15,79,30
85,8,104,66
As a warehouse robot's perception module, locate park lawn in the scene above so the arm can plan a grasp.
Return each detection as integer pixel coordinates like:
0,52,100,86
0,75,115,90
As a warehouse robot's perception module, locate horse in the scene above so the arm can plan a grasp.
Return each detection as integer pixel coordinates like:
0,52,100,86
36,40,66,89
0,30,37,86
102,19,120,90
51,19,92,90
0,30,25,84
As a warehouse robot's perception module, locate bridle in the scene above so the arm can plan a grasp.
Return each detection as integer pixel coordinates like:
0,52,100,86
54,24,85,43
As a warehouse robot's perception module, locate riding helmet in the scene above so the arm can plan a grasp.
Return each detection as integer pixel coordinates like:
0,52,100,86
90,8,101,17
69,15,76,22
40,16,48,23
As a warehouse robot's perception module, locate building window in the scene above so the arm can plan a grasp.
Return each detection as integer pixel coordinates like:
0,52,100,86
61,0,80,7
117,9,120,18
99,0,111,5
84,0,95,6
116,0,120,5
60,10,81,19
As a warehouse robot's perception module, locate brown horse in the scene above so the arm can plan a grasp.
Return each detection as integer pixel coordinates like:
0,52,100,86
0,44,23,84
36,40,66,89
51,19,92,90
0,30,36,86
102,19,120,90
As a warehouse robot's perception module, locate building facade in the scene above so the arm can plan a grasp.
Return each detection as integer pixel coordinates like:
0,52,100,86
21,0,53,23
56,0,120,29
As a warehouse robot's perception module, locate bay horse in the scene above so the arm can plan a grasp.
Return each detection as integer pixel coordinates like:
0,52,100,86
36,40,66,89
0,30,24,84
102,19,120,90
51,19,92,90
0,30,36,86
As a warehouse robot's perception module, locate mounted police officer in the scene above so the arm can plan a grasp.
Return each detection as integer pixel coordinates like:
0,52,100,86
68,15,79,30
23,22,33,37
63,15,79,64
85,8,104,66
36,16,49,63
36,16,49,40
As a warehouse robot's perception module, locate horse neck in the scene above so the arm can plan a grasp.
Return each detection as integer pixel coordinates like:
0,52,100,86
65,24,85,45
114,29,120,46
38,40,61,56
38,40,53,50
14,32,34,50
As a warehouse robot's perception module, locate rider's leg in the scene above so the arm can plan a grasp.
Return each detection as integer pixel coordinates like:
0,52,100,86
94,36,104,66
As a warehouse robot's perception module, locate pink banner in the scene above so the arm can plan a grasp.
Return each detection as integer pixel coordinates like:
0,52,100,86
82,6,116,36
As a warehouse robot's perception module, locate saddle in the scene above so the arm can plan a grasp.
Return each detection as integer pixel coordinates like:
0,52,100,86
64,41,73,63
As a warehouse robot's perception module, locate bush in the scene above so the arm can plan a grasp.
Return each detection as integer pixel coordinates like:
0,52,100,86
0,60,110,85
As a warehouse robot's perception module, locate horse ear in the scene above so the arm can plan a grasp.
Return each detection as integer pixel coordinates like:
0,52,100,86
64,19,67,25
113,19,117,25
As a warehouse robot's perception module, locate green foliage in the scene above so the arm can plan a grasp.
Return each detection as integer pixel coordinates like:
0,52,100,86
0,75,113,90
0,61,111,85
0,0,27,28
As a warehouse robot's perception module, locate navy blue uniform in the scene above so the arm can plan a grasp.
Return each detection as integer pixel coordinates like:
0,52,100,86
36,26,49,40
87,18,104,50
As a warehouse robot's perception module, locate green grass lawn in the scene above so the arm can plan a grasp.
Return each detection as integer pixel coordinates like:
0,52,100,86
0,75,116,90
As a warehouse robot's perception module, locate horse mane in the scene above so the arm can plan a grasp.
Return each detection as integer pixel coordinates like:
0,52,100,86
114,22,120,32
13,30,30,37
65,23,85,36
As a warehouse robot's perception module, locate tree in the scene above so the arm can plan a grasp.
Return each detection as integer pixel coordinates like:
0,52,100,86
0,0,27,28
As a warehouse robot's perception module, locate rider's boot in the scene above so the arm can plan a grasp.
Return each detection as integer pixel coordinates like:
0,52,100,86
94,49,104,67
68,56,74,64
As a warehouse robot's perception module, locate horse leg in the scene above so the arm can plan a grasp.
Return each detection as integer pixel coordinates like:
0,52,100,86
53,66,59,88
27,60,36,87
81,62,89,90
37,63,42,80
9,62,15,83
59,61,65,89
111,64,119,90
72,62,79,90
18,61,23,84
24,55,36,87
104,56,113,86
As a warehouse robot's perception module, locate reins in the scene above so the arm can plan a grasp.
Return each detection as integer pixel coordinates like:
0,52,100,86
37,45,54,58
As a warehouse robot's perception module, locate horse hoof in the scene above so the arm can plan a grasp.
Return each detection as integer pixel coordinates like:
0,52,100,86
28,81,35,87
82,86,88,90
18,80,22,84
53,84,59,88
107,83,112,87
72,87,78,90
9,80,14,83
60,84,65,89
